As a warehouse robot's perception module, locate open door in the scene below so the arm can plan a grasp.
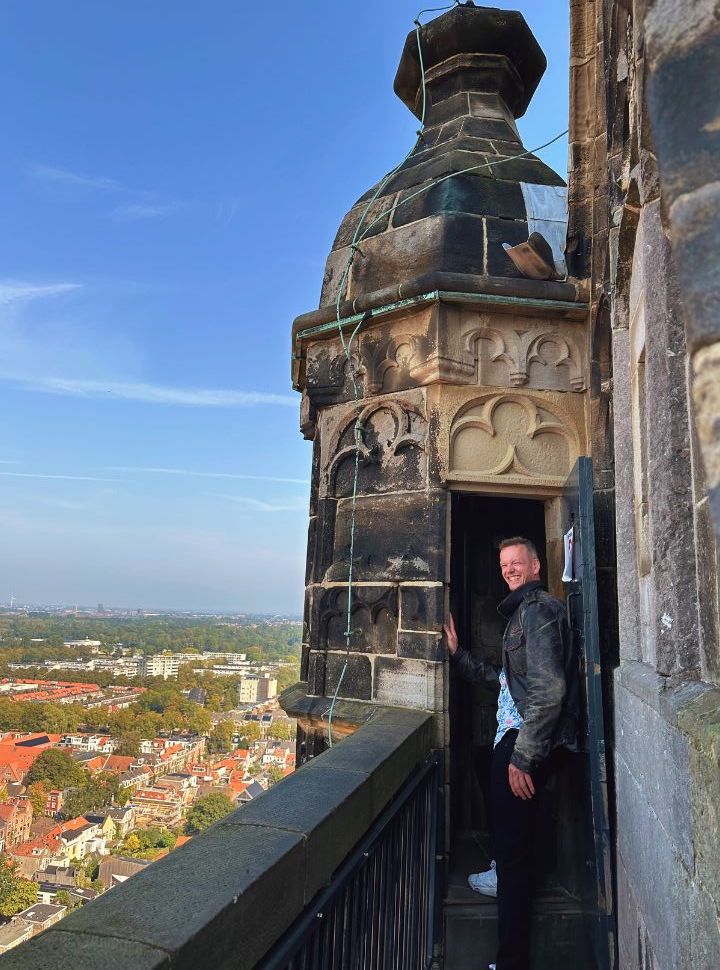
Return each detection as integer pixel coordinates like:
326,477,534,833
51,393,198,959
564,457,617,970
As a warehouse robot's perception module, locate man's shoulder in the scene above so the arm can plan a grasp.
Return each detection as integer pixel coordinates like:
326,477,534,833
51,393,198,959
521,588,565,617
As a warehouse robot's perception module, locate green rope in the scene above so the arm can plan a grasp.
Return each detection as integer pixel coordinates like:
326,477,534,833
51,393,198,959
323,1,567,745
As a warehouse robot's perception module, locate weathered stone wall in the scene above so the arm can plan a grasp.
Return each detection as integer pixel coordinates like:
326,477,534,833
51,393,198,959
571,1,720,965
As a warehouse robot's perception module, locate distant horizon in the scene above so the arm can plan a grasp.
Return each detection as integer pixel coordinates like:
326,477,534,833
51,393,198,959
0,602,303,620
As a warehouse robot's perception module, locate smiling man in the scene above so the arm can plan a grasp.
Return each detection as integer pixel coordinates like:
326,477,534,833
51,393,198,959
444,536,579,970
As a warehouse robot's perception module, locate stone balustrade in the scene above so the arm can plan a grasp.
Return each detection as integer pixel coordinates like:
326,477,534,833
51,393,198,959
0,703,434,970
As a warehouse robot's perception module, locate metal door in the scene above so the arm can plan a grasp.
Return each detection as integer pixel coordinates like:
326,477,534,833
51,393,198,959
563,457,617,970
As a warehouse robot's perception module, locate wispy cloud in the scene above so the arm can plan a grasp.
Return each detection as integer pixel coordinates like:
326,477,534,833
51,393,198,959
109,202,180,222
15,377,297,408
106,466,309,484
0,472,117,482
220,494,309,513
30,163,122,192
0,461,22,466
0,281,82,306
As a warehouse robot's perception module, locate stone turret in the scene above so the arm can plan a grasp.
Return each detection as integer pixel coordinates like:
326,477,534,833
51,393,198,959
286,4,589,748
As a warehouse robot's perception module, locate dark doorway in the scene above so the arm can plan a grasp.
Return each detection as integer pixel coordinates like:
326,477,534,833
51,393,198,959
449,494,547,843
445,492,597,969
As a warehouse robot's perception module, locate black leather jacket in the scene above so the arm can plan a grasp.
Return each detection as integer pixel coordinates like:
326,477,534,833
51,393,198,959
451,580,579,773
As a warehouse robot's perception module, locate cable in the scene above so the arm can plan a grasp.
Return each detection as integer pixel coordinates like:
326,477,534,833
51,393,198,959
323,6,568,746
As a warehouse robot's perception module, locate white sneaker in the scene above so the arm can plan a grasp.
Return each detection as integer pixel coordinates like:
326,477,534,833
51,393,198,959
468,859,497,897
489,965,496,969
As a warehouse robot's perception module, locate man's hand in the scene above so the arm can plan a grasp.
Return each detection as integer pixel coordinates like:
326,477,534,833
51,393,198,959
508,763,535,800
443,613,458,655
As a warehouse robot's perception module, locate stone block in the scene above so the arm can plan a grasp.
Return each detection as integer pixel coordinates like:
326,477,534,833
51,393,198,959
615,748,682,969
374,656,443,711
310,584,398,654
347,212,488,298
468,91,518,128
484,216,531,277
307,649,326,695
306,498,336,584
392,174,525,228
325,651,372,701
487,155,565,185
326,491,447,583
227,766,373,907
332,195,393,250
397,631,444,661
647,35,720,207
303,707,433,818
615,679,693,868
425,90,470,127
399,584,445,632
54,823,306,970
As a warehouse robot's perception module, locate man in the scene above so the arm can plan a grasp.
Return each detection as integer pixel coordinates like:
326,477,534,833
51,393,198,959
444,537,579,970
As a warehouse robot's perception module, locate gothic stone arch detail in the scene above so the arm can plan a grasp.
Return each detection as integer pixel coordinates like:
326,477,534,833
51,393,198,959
362,332,429,395
310,585,398,654
463,324,586,392
448,392,580,487
326,398,427,497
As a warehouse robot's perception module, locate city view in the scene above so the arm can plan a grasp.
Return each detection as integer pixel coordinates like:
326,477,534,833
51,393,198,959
0,607,301,951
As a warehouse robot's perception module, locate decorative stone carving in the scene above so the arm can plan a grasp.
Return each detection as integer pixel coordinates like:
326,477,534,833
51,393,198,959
305,341,364,406
311,585,398,654
362,332,427,395
463,324,585,391
449,392,579,485
326,399,427,497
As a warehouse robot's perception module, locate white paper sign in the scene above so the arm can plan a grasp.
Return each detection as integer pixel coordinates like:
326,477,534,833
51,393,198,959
562,525,574,582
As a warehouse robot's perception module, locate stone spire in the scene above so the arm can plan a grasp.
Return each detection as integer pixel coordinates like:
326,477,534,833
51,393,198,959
320,2,566,310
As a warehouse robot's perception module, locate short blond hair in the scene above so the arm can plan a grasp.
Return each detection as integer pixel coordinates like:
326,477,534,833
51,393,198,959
499,536,539,559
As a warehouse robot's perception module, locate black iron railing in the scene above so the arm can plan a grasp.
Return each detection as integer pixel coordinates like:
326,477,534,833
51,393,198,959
257,754,442,970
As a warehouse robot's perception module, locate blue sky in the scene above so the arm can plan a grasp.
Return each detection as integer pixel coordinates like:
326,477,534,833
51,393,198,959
0,1,569,613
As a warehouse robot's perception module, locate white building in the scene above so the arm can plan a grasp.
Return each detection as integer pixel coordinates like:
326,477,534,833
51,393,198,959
238,675,277,704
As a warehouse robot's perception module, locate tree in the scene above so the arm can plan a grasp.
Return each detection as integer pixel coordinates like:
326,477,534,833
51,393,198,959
236,721,262,744
185,793,234,834
267,721,295,742
266,765,285,787
120,827,176,857
26,749,86,790
27,781,47,816
114,732,141,758
0,858,38,917
208,720,235,754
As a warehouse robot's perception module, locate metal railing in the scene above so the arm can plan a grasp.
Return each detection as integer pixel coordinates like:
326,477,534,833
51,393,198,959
257,754,442,970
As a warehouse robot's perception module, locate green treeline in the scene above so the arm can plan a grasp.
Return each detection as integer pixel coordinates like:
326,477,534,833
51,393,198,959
0,616,302,663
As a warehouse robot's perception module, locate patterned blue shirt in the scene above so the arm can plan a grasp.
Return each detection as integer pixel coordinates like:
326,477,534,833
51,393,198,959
494,669,524,747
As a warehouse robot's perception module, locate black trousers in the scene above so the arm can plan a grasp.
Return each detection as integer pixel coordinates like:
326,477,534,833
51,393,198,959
491,729,564,970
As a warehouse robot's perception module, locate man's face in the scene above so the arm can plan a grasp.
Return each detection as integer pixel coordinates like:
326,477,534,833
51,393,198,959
499,543,541,592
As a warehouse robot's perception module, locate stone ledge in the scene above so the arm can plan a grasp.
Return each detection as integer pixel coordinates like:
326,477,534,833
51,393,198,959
0,708,433,970
615,660,714,727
